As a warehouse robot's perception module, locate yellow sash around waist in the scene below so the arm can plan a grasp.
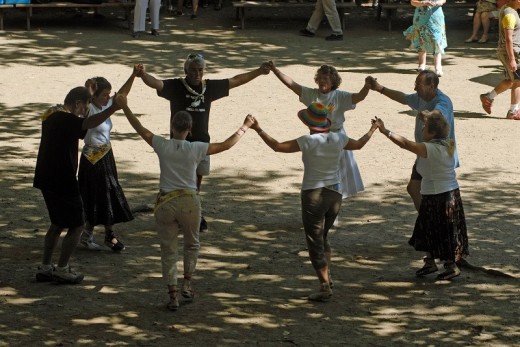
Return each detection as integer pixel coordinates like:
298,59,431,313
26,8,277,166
154,189,197,212
82,143,112,165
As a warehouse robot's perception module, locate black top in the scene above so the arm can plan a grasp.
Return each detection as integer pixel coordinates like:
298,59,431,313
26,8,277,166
158,78,229,143
33,111,87,196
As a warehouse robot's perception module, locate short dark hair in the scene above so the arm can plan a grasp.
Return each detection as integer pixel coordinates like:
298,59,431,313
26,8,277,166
425,113,449,139
314,65,342,90
91,77,112,97
171,111,193,133
418,70,439,88
64,87,91,107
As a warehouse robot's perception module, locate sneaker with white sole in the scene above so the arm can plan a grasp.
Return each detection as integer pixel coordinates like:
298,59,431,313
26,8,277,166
308,283,332,302
480,93,493,114
53,266,84,284
80,238,101,251
36,265,54,282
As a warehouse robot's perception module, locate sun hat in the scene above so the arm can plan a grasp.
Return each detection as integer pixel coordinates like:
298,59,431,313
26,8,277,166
297,102,332,132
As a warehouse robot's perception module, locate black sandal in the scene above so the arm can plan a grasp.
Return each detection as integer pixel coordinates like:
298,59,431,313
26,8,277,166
104,232,125,252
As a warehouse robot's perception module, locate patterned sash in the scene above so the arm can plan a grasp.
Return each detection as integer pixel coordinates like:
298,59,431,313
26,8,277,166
41,104,68,121
155,189,197,212
82,143,112,165
181,79,206,107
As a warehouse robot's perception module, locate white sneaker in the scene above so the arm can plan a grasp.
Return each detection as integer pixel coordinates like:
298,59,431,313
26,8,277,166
53,265,84,284
80,238,101,251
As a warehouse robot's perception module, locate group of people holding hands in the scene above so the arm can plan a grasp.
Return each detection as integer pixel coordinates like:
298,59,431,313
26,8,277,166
33,55,468,311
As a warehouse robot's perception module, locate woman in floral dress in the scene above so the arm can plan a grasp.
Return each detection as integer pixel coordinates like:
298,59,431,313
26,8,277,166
404,0,448,77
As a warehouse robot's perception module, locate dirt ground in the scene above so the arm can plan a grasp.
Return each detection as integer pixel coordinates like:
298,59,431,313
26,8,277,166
1,3,519,346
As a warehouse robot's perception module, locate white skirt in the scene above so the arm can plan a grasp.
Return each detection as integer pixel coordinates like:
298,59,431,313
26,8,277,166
336,128,364,199
339,150,364,199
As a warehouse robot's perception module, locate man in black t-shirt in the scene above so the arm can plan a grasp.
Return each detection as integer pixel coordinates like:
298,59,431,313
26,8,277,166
34,86,120,284
138,55,270,232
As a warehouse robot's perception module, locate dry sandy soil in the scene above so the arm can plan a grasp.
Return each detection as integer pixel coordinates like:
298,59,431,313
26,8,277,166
1,4,519,346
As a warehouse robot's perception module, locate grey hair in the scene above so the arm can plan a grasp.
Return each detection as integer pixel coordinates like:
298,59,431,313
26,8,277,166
184,54,206,73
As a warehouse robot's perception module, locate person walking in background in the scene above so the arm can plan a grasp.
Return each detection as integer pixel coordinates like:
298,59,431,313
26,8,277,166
115,93,254,311
78,65,140,252
137,54,270,233
250,102,377,301
133,0,161,37
465,0,497,43
479,0,520,120
404,0,447,77
299,0,344,41
34,87,120,284
269,62,371,204
374,115,468,280
366,70,458,213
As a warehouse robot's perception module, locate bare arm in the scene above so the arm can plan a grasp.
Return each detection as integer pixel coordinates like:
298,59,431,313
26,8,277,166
351,78,371,105
250,117,301,153
115,94,154,147
82,103,119,130
366,76,408,105
117,64,141,95
269,61,303,96
375,118,427,157
138,65,164,92
228,62,271,89
206,115,254,155
344,120,378,150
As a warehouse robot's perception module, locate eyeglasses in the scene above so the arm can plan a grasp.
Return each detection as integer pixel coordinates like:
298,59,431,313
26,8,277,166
187,53,204,59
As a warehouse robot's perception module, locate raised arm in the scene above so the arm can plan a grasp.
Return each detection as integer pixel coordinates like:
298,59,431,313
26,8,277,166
351,77,372,105
137,64,164,92
115,94,154,147
375,117,427,157
228,62,271,89
117,64,141,95
269,60,303,97
206,115,254,155
250,116,300,153
366,76,408,105
344,119,378,150
82,102,119,130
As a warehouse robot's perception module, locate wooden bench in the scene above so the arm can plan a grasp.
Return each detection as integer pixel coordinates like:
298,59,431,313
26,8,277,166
0,1,135,30
376,1,476,31
232,1,357,30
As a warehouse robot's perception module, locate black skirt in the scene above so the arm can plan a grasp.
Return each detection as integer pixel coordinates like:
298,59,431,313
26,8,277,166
409,188,469,262
78,148,134,227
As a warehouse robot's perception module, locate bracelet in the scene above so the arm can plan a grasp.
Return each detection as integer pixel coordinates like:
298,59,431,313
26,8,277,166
386,130,392,138
257,130,265,135
236,128,246,136
379,87,386,94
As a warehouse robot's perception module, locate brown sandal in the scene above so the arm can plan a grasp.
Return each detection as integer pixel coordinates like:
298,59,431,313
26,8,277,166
167,287,179,311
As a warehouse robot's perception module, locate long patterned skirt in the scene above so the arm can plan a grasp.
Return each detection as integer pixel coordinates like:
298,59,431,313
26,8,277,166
409,188,469,262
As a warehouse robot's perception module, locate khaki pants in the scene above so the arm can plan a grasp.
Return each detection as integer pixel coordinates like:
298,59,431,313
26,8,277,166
155,193,201,286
